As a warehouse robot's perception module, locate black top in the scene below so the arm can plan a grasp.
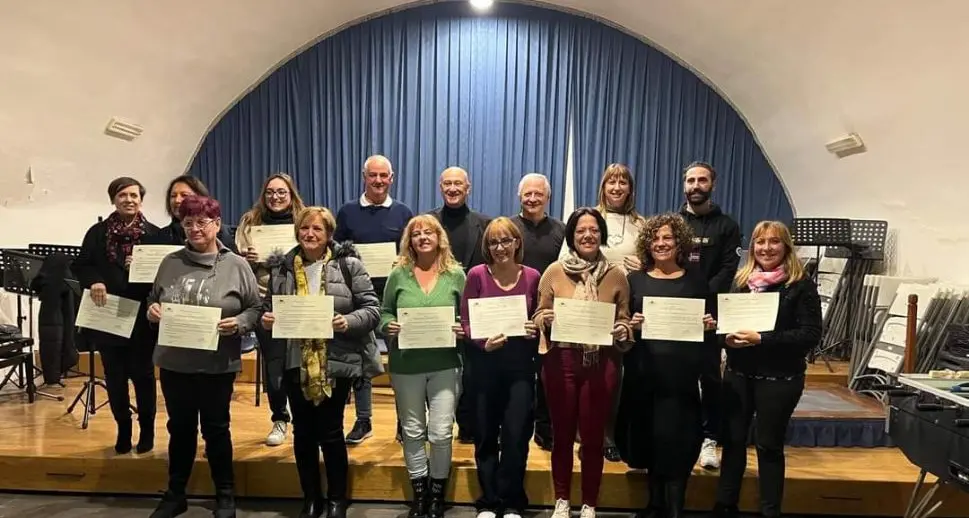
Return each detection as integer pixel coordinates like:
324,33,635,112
73,218,161,347
513,214,566,274
723,277,822,377
429,204,491,271
679,203,742,295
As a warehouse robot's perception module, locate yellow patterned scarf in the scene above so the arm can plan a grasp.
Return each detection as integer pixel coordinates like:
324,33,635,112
293,251,333,405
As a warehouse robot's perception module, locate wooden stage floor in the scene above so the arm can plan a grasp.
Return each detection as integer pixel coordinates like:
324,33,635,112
0,375,967,517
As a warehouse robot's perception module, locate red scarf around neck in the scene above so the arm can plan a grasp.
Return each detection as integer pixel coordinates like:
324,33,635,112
105,211,146,265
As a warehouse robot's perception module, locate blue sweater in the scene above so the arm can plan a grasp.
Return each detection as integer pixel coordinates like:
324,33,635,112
334,199,414,246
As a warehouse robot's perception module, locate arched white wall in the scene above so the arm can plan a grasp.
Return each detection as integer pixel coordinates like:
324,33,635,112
0,0,966,280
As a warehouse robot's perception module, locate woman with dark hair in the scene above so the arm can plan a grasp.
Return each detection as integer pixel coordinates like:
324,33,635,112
73,176,160,455
146,195,262,518
236,172,308,446
712,221,821,518
151,175,237,252
618,212,716,518
534,207,632,518
261,206,382,518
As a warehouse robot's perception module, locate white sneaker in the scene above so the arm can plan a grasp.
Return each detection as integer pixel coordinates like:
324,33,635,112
476,512,496,518
580,504,596,518
551,499,571,518
700,438,720,469
265,420,287,446
503,514,522,518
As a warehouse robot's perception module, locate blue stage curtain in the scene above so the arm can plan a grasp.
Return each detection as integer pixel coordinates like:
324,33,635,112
569,22,793,240
189,3,574,222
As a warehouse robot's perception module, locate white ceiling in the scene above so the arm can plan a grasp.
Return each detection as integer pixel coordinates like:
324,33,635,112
0,0,966,277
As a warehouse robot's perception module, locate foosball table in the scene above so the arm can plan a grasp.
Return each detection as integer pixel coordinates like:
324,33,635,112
887,373,969,518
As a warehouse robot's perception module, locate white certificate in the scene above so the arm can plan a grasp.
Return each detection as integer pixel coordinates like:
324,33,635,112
467,295,527,340
128,245,183,283
397,306,456,350
716,292,779,334
272,295,334,339
355,242,397,278
642,297,706,342
157,303,222,351
75,289,141,339
249,225,298,261
550,298,616,346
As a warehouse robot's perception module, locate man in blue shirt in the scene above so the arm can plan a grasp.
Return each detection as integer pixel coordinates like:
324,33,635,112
334,155,414,444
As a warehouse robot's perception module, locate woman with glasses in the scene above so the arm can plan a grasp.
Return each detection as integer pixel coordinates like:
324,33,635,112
534,207,633,518
146,195,262,518
381,214,467,518
459,217,540,518
236,173,307,446
74,177,160,455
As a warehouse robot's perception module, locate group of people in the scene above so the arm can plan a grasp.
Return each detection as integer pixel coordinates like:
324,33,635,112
72,155,821,518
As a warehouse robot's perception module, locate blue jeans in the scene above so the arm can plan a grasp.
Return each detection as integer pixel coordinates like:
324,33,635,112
391,367,461,479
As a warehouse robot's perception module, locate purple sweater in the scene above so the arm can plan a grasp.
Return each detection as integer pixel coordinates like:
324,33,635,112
460,264,541,368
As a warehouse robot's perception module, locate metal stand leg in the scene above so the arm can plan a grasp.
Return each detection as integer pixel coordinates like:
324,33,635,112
255,346,262,407
65,350,110,429
904,469,948,518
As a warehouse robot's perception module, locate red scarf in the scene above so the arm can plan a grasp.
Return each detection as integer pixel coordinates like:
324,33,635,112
747,265,788,293
105,211,146,265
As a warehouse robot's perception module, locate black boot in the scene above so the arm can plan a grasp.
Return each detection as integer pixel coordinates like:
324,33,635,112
213,488,236,518
326,499,349,518
636,476,667,518
710,502,739,518
408,476,428,518
427,478,447,518
149,491,188,518
137,419,155,454
114,419,132,454
297,497,325,518
665,479,687,518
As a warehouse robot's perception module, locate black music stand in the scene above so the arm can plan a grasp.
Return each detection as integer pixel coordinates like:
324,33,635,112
65,277,111,429
1,249,64,402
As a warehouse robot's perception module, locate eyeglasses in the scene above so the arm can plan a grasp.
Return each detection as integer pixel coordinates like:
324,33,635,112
181,219,217,231
264,189,290,199
487,237,517,250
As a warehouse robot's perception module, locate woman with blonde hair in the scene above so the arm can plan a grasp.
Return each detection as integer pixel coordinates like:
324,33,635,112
459,217,541,518
595,163,646,274
236,172,307,446
381,214,467,518
712,221,822,518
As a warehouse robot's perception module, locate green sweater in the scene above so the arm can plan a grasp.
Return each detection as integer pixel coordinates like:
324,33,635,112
380,265,466,374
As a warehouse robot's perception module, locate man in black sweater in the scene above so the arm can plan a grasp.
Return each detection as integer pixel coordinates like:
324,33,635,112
678,161,742,471
429,166,491,444
512,173,564,452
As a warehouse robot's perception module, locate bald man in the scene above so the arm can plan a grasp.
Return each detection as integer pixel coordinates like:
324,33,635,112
334,154,414,445
428,166,491,444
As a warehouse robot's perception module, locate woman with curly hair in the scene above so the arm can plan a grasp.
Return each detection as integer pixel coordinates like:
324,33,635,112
616,212,716,518
380,214,467,518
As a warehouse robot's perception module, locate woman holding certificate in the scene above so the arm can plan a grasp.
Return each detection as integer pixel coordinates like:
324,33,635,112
146,195,262,518
534,207,632,518
74,176,160,455
459,217,541,518
236,172,307,447
381,214,466,518
261,206,381,518
618,213,716,518
712,221,821,518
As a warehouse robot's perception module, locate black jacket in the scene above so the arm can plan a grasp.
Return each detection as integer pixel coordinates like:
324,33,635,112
680,203,742,295
429,205,491,271
72,218,161,347
148,218,239,254
30,253,81,382
723,277,822,377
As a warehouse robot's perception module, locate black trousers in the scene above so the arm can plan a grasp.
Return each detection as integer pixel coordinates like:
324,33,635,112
284,369,352,501
256,327,291,423
99,343,156,429
455,342,477,437
473,363,534,514
699,345,722,441
716,369,804,517
159,369,236,496
533,374,552,444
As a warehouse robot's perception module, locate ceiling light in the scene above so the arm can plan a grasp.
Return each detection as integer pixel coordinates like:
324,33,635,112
470,0,494,11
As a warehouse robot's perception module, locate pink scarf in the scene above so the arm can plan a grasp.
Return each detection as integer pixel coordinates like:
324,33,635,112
747,265,788,293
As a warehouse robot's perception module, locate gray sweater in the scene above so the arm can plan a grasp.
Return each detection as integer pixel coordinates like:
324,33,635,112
148,241,262,374
264,243,383,379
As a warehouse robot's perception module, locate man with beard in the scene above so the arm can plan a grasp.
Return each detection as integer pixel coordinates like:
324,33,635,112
512,173,565,452
678,161,742,471
334,154,414,445
429,166,491,443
